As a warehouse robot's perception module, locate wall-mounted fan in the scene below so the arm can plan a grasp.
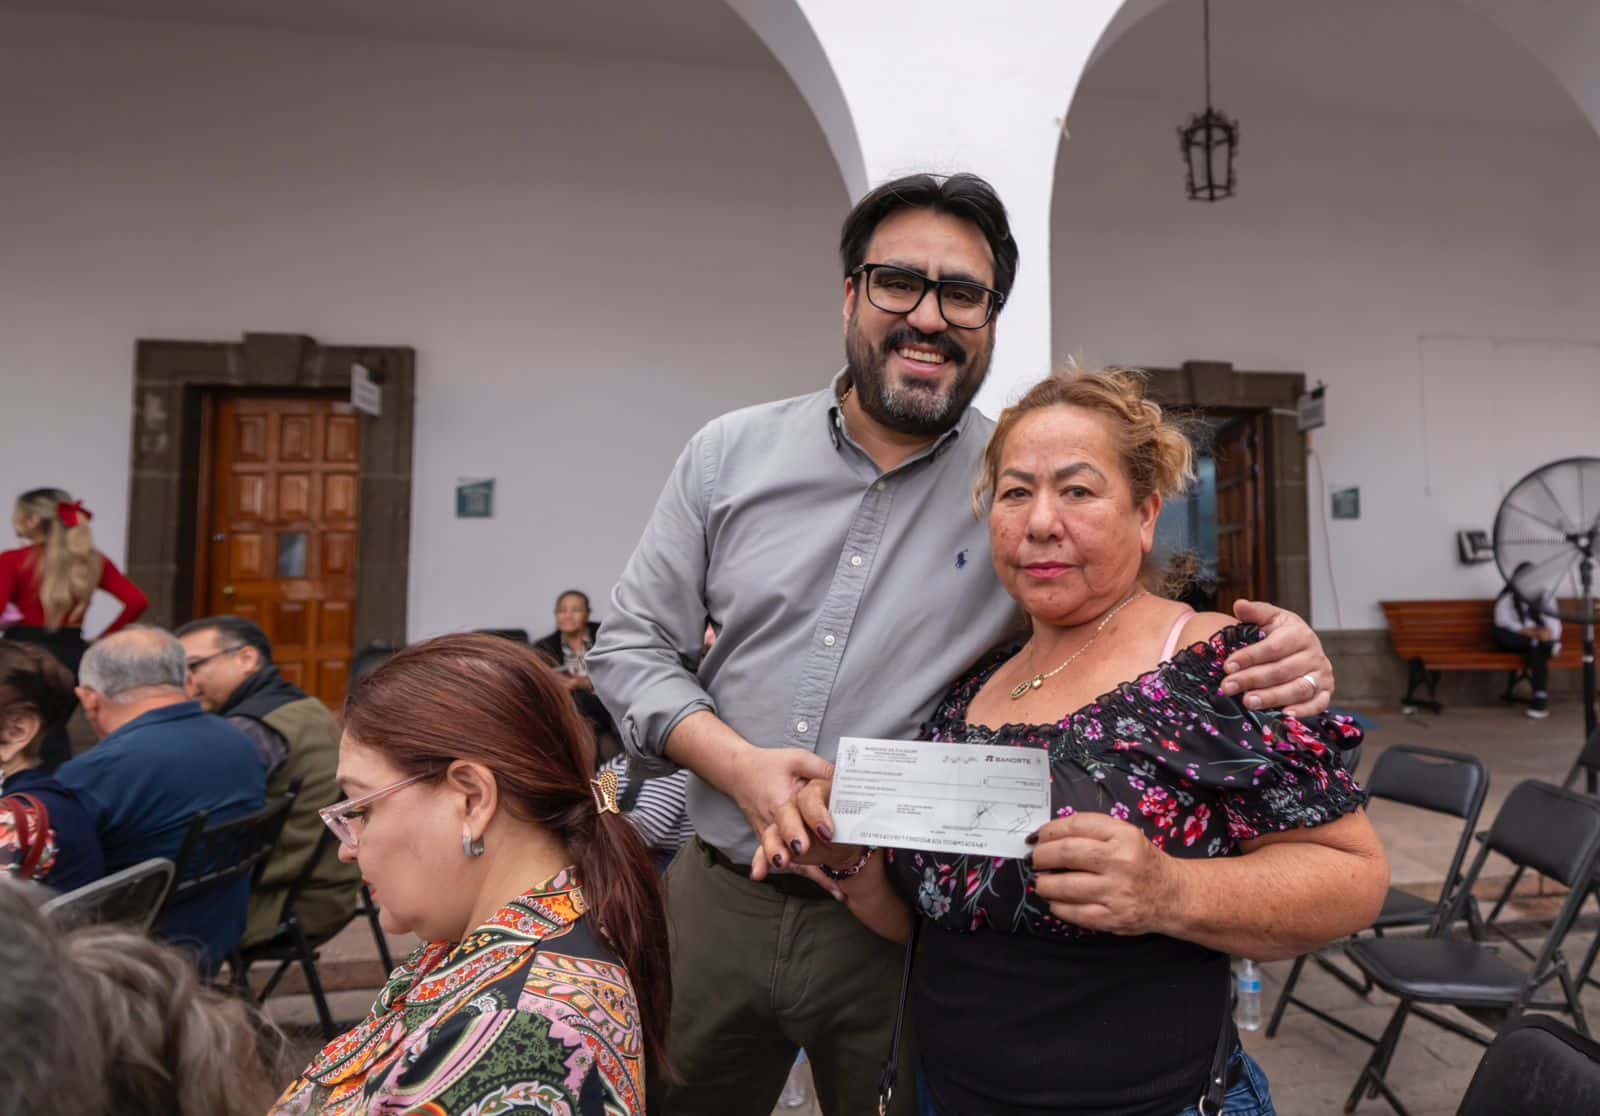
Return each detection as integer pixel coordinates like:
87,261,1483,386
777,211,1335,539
1492,456,1600,744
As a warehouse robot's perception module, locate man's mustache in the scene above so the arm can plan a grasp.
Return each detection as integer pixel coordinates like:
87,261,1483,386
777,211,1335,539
882,326,965,367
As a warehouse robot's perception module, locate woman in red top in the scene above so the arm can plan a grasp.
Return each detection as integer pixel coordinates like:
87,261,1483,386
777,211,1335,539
1,488,148,768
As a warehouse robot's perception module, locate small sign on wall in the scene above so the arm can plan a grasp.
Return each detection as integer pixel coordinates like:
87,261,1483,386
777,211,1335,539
456,478,495,519
351,363,383,417
1331,487,1360,520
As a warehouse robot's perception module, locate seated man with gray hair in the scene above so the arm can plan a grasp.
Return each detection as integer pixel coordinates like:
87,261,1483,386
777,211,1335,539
56,626,266,970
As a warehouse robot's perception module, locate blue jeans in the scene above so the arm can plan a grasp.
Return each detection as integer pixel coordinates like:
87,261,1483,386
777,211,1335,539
917,1049,1276,1116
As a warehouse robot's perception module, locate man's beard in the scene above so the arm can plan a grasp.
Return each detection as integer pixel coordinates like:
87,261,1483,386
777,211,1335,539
844,316,992,438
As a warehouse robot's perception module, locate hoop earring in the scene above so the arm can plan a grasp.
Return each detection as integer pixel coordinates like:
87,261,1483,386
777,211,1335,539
462,834,485,858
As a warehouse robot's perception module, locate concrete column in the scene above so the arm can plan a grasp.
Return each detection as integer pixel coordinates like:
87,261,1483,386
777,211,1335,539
730,0,1125,415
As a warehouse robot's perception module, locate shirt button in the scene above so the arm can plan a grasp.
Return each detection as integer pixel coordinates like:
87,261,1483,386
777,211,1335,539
796,720,809,734
823,634,836,647
850,554,863,567
876,481,886,491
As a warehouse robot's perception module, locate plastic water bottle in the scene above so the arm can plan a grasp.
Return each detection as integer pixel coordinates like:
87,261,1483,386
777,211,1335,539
778,1049,810,1108
1235,958,1263,1031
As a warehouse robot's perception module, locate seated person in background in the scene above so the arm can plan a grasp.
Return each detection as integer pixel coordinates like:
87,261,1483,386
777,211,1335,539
56,627,266,970
177,615,360,949
0,642,104,891
0,877,278,1116
1494,560,1564,720
534,589,620,762
274,634,667,1115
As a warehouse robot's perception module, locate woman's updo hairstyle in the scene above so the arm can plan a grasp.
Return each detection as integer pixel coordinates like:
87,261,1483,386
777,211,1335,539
975,363,1196,517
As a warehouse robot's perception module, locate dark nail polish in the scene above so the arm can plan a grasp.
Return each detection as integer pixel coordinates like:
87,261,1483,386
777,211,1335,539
790,840,803,855
1024,832,1039,846
818,825,834,842
773,853,785,868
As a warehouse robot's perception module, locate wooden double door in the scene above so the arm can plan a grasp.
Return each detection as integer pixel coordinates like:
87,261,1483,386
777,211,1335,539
1212,412,1272,614
198,394,361,707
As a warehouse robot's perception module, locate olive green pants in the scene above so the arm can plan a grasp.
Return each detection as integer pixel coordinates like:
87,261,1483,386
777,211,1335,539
652,840,916,1116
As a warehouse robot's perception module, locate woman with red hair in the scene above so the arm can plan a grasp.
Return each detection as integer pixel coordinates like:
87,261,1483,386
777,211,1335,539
274,633,670,1115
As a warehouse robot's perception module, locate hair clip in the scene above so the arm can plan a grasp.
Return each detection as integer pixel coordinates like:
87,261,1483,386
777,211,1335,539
590,769,620,815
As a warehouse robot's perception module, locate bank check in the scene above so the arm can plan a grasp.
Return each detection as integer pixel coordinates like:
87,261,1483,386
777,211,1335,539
829,736,1051,860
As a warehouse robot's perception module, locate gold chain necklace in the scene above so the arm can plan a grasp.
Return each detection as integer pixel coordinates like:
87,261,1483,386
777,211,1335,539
1009,589,1144,700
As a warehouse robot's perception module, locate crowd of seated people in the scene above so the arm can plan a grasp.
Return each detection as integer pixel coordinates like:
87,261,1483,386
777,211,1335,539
2,615,365,976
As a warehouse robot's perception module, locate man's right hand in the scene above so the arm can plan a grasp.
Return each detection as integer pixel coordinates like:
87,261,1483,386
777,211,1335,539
725,743,835,843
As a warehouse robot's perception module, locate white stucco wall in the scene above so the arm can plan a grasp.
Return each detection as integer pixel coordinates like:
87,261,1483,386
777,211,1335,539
0,8,848,639
1053,5,1600,629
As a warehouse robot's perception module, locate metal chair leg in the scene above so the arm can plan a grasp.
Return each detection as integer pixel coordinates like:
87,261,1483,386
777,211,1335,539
1266,954,1307,1037
1345,1002,1410,1114
289,915,336,1040
361,884,395,973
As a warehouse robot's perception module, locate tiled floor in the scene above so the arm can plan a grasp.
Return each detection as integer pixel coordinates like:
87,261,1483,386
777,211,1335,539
264,701,1599,1114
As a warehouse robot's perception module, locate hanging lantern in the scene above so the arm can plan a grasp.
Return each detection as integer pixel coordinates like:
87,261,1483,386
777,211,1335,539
1178,0,1238,202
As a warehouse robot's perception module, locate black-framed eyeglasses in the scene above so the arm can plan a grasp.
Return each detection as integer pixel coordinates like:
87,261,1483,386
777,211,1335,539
851,264,1005,330
186,645,244,673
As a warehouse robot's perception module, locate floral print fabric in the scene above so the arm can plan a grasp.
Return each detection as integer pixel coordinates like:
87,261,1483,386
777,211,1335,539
273,869,644,1116
886,624,1366,938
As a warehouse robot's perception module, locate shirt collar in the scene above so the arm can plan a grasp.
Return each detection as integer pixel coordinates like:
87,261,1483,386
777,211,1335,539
103,699,203,742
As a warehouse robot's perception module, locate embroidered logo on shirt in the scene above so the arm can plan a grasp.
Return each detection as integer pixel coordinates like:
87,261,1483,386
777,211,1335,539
955,549,968,569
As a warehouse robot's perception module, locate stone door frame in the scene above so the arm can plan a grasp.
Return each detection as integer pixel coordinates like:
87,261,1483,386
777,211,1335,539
1142,360,1311,622
128,332,415,650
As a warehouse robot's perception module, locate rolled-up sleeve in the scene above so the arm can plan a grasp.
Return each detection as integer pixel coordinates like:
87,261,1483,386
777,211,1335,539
588,421,720,776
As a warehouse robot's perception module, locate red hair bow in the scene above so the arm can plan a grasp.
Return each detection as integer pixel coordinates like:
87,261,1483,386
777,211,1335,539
56,501,92,528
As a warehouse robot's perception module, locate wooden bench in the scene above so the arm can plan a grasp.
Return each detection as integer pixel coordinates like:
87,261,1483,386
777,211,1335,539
1379,599,1584,714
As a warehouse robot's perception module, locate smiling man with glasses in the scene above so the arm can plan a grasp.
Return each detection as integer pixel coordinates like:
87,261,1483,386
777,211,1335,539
588,172,1337,1115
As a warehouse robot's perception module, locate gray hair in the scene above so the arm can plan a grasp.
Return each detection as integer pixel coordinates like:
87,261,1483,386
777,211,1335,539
79,626,188,698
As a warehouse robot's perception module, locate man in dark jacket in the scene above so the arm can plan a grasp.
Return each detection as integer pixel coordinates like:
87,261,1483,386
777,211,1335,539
177,615,359,948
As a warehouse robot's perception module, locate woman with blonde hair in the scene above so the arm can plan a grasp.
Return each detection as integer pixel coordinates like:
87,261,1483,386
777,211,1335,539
0,877,279,1116
757,367,1387,1115
1,488,148,767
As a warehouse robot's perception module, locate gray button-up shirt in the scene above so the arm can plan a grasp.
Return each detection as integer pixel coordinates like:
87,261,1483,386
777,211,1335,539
588,372,1025,863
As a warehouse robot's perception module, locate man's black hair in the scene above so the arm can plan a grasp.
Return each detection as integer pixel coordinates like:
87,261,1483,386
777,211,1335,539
556,589,591,611
175,614,273,663
838,172,1020,298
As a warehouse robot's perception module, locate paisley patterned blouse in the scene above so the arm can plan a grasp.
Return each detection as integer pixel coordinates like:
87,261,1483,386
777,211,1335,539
273,869,644,1116
886,623,1367,937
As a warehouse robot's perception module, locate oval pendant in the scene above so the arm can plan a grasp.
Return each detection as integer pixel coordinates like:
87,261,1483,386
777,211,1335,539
1010,677,1038,700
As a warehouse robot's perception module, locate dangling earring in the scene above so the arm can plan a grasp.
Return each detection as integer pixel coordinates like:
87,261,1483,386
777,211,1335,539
462,832,485,858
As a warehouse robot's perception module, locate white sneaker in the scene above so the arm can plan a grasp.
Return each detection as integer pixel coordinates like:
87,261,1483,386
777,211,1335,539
1526,706,1551,720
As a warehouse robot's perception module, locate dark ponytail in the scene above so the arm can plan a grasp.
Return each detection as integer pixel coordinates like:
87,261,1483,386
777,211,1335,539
343,634,673,1078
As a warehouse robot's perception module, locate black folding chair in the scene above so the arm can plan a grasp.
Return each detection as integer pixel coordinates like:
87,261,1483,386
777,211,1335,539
1561,728,1600,990
232,827,357,1038
1561,726,1600,797
160,792,296,936
1267,745,1489,1041
1341,780,1600,1115
41,857,175,932
1455,1013,1600,1115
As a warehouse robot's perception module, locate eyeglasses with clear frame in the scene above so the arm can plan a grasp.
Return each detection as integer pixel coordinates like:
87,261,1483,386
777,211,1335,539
851,263,1005,330
319,771,432,851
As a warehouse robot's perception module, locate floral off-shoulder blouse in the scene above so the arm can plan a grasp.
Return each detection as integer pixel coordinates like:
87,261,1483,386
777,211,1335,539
273,869,644,1116
886,623,1368,938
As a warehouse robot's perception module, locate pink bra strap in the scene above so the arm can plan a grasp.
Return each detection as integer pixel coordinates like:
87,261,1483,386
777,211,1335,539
1160,609,1196,661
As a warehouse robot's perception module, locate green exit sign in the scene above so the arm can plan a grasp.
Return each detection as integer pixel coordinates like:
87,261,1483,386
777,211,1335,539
456,479,494,519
